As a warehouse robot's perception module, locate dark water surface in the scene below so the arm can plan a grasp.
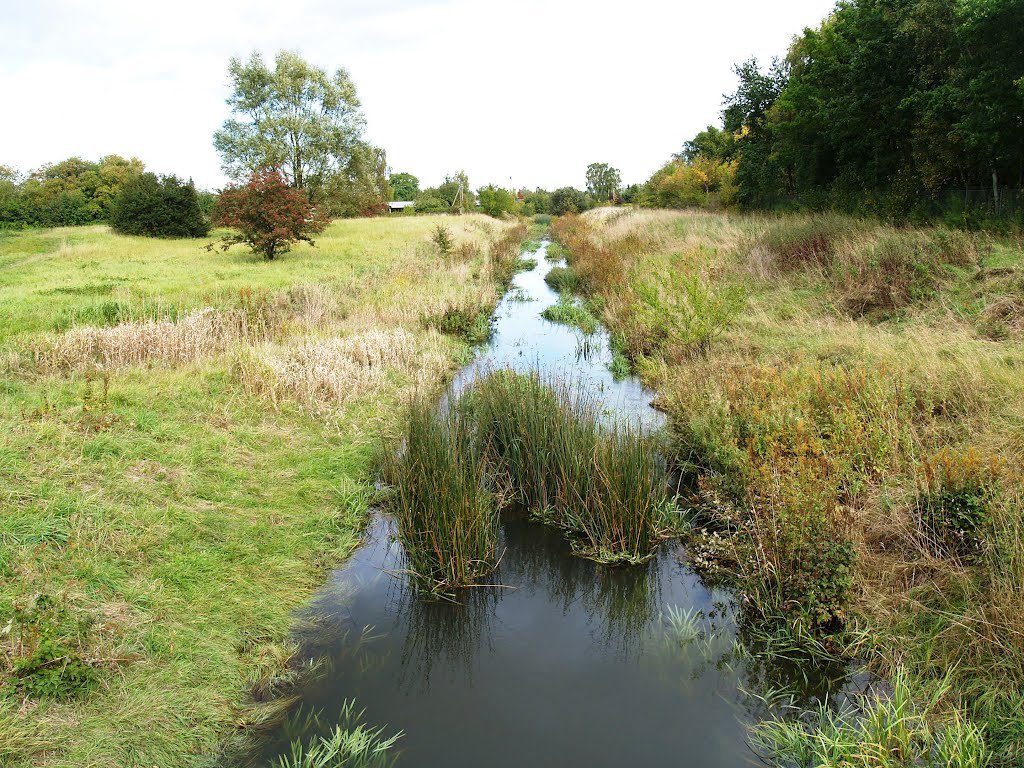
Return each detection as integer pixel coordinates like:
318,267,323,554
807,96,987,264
245,241,861,766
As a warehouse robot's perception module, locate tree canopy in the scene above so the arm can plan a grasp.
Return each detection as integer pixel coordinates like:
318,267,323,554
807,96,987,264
585,163,621,202
389,172,419,201
211,168,328,260
661,0,1024,219
213,50,372,205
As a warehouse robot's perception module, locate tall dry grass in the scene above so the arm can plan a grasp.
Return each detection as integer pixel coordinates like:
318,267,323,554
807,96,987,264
235,330,451,414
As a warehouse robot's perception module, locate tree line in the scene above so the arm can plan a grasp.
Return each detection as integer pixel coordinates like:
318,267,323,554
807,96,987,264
643,0,1023,224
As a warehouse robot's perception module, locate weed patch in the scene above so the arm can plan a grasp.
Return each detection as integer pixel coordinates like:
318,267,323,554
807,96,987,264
541,298,599,335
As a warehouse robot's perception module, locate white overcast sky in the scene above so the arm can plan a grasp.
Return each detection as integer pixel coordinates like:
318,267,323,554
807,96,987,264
1,0,836,192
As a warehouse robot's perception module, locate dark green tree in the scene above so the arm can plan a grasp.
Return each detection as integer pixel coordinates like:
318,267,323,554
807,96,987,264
550,187,592,215
389,172,420,201
110,173,209,237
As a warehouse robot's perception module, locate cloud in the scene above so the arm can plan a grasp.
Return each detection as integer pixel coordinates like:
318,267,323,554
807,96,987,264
0,0,836,190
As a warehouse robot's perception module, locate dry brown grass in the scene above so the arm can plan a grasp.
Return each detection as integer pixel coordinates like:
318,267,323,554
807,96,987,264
235,329,451,415
33,309,246,372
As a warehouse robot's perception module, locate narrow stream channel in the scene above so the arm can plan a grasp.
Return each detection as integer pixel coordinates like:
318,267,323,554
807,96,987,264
241,240,865,767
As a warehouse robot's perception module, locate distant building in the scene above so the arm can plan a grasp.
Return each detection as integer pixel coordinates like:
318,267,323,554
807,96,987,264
388,201,416,213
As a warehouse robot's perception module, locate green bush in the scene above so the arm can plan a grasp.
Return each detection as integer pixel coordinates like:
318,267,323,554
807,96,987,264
110,173,210,238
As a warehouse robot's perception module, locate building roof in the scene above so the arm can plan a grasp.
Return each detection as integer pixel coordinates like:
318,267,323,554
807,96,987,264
388,200,416,209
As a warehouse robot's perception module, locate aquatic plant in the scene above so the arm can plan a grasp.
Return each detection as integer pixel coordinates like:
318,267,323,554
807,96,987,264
276,701,403,768
541,298,599,335
469,371,672,564
544,265,581,294
383,397,497,593
751,668,989,768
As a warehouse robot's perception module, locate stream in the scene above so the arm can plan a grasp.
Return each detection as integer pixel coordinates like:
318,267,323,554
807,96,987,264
241,240,865,767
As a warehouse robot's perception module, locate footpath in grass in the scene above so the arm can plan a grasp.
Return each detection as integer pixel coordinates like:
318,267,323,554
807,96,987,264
0,215,519,767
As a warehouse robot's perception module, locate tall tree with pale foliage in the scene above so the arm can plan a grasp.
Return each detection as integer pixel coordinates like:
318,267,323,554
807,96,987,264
213,50,368,204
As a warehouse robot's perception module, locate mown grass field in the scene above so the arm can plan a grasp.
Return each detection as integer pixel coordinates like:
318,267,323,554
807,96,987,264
0,215,516,767
553,208,1024,765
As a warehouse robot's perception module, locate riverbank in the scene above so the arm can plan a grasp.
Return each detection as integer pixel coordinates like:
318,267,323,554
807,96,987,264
552,208,1024,765
0,216,520,767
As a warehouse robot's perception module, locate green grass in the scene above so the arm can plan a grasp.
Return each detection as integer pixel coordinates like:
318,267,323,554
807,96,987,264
0,215,517,766
541,297,599,335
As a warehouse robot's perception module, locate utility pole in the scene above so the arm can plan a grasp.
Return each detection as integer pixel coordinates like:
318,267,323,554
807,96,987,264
452,179,465,215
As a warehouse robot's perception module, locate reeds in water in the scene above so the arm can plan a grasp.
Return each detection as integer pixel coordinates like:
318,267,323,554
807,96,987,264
383,397,497,594
387,371,673,591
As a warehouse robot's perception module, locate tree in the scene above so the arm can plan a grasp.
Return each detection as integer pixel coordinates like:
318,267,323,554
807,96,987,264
211,168,328,260
110,173,209,237
213,50,368,203
521,188,552,216
550,187,592,215
389,172,419,201
325,143,390,218
477,185,516,217
585,163,621,202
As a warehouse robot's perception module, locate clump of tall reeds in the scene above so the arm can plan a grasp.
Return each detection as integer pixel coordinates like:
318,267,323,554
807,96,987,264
385,371,673,591
382,396,497,593
471,371,673,562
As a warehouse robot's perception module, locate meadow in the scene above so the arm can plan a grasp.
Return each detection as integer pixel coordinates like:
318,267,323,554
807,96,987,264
552,207,1024,765
0,215,519,767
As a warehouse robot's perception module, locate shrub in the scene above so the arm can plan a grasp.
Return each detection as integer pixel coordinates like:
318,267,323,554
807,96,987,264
627,273,745,360
110,173,210,238
667,361,916,630
3,594,98,701
916,448,1001,559
431,224,453,257
211,168,328,260
550,187,593,216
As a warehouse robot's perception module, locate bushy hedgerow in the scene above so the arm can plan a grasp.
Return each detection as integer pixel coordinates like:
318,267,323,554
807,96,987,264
110,173,209,238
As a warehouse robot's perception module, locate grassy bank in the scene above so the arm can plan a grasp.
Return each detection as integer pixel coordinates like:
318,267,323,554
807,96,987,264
0,215,518,767
553,207,1024,765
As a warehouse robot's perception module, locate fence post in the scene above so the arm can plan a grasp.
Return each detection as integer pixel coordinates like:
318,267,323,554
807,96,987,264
993,172,1000,214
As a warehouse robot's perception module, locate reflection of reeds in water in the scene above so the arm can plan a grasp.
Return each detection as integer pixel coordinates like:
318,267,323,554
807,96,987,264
395,586,500,692
495,519,661,658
